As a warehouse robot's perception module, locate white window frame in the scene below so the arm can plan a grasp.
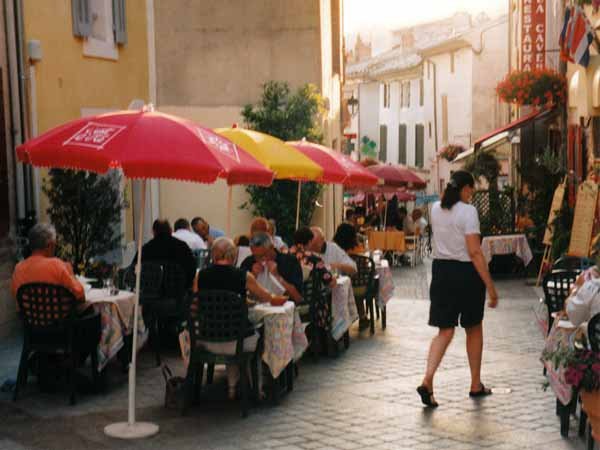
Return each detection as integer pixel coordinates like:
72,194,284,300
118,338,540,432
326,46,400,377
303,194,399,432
83,0,118,60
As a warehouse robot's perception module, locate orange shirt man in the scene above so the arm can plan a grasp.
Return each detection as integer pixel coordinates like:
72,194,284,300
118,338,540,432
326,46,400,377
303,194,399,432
11,223,85,308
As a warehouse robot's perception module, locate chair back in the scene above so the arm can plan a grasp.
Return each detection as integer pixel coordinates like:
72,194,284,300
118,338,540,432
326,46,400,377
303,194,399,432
188,290,252,354
350,254,376,299
16,283,77,334
542,270,578,315
588,313,600,352
193,249,210,270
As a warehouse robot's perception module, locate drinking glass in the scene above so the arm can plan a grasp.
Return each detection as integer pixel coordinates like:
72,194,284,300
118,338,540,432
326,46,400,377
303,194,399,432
104,278,114,296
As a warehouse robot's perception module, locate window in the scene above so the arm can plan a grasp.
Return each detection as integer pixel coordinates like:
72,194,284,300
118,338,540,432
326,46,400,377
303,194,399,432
419,78,424,106
379,125,388,162
441,94,449,145
428,122,432,138
400,81,410,108
398,124,407,164
72,0,127,60
415,124,424,168
427,62,430,80
450,52,455,74
383,83,391,108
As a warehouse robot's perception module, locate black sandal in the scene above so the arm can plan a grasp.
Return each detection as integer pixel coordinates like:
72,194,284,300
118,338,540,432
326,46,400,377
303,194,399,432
469,383,492,398
417,385,439,408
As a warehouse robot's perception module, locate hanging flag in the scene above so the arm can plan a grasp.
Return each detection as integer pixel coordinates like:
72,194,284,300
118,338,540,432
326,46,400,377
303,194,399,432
568,6,594,68
559,6,574,63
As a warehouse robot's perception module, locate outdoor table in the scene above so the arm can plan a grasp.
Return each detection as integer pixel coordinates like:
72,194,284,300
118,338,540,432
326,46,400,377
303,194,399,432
248,301,308,379
85,288,148,371
481,233,533,266
375,259,395,309
330,276,358,341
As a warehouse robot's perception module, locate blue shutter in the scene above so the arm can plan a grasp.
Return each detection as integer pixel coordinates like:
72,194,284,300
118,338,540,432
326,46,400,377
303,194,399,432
379,125,388,163
113,0,127,45
398,124,407,165
72,0,91,37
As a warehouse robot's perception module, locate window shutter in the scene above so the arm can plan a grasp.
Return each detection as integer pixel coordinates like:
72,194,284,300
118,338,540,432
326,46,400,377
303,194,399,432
72,0,91,37
379,125,388,163
113,0,127,45
415,124,424,168
398,124,407,165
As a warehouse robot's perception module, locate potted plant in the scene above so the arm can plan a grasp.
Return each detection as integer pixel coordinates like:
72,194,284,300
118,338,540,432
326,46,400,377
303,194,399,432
496,69,567,107
543,345,600,439
438,144,465,162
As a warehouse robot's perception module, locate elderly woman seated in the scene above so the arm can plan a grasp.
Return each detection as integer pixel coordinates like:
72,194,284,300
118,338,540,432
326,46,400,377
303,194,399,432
566,268,600,331
193,237,284,399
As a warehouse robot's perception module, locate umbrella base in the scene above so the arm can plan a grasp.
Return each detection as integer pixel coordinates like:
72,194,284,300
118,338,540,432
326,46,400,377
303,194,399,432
104,421,159,439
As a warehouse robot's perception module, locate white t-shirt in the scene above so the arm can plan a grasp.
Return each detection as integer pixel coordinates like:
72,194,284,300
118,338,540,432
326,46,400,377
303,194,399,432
322,241,358,273
172,229,207,251
431,201,480,262
567,278,600,327
415,217,428,234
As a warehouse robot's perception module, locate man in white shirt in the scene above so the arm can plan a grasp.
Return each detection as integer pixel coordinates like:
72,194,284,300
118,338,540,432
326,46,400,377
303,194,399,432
412,209,428,235
173,218,207,251
308,226,357,275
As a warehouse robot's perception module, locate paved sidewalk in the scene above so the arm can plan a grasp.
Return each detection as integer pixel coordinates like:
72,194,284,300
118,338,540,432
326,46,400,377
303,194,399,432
0,260,589,450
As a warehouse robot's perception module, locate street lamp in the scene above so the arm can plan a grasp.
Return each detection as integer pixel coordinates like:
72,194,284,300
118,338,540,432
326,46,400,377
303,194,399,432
347,94,359,117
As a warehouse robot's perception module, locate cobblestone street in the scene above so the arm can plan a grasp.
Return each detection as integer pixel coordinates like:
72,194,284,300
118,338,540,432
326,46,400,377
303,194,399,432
0,260,589,450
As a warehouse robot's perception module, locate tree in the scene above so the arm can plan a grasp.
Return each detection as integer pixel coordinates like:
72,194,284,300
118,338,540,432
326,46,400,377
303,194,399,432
241,81,325,242
43,169,123,271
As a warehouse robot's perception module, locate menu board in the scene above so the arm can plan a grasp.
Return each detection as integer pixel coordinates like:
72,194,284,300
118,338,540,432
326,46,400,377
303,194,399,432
568,181,599,257
543,182,565,246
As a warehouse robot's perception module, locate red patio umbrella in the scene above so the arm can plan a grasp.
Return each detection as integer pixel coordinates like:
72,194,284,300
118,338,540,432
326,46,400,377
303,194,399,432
287,141,379,186
16,107,274,440
286,140,379,228
365,163,426,190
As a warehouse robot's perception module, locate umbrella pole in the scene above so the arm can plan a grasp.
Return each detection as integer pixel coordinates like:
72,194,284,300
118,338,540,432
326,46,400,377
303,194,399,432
383,197,388,230
104,179,159,440
295,181,302,230
227,186,232,236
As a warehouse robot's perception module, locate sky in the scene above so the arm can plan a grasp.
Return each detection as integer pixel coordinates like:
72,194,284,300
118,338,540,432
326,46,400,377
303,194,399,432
344,0,508,34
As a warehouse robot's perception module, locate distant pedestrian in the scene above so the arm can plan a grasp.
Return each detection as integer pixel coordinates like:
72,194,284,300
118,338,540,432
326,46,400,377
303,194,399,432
417,170,498,408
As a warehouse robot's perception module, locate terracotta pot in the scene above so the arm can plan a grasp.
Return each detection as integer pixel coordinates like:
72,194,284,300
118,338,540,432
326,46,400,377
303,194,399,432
581,389,600,441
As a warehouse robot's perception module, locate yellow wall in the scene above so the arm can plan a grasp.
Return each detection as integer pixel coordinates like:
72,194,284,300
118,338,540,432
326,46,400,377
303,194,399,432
24,0,149,132
23,0,149,240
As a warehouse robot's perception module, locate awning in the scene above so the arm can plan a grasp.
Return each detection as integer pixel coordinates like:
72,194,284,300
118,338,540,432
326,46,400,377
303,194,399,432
473,109,554,150
455,131,510,163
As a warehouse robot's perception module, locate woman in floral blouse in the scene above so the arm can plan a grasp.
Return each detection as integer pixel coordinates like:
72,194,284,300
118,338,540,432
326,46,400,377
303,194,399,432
286,227,335,330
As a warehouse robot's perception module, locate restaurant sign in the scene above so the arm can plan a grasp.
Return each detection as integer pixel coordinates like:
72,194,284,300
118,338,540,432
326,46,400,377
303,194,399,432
521,0,546,71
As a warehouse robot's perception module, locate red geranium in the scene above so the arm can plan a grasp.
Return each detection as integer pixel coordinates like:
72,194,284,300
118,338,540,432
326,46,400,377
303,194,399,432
496,69,567,107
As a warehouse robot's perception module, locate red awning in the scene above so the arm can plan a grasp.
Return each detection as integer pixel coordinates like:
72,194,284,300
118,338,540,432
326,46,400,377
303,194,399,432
473,109,551,150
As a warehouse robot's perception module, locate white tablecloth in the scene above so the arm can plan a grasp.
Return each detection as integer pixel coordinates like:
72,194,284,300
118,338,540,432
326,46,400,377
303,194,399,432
85,289,148,371
375,259,395,308
330,276,358,340
481,234,533,266
248,301,308,378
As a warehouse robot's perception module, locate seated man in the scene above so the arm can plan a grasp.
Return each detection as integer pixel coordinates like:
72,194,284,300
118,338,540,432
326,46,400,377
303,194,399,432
240,233,303,303
194,237,283,399
191,216,225,247
133,219,196,289
398,207,415,235
308,226,357,276
412,209,428,235
12,223,85,309
566,275,600,329
173,218,207,251
267,219,287,251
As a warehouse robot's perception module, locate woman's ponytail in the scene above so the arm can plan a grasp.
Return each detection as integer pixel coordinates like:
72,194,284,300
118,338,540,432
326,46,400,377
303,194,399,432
440,170,475,210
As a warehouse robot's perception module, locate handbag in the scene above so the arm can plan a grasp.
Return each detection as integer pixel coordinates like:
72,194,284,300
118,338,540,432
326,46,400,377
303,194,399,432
161,364,186,409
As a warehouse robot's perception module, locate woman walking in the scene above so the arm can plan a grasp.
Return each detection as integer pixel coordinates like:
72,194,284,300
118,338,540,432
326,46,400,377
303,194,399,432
417,171,498,407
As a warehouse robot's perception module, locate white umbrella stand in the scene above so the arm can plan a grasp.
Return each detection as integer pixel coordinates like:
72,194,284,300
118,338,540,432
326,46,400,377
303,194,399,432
104,179,160,439
295,181,302,230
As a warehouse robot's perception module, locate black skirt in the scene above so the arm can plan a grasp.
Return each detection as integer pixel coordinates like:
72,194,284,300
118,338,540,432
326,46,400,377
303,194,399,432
429,259,486,329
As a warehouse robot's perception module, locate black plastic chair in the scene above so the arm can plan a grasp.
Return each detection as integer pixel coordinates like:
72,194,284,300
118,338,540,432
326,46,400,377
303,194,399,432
14,283,101,405
552,256,594,273
182,290,258,418
193,249,211,270
301,273,335,358
350,254,377,335
589,313,600,352
542,270,578,335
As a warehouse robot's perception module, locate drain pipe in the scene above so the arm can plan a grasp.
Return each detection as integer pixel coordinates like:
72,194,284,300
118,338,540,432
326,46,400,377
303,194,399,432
4,0,27,219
